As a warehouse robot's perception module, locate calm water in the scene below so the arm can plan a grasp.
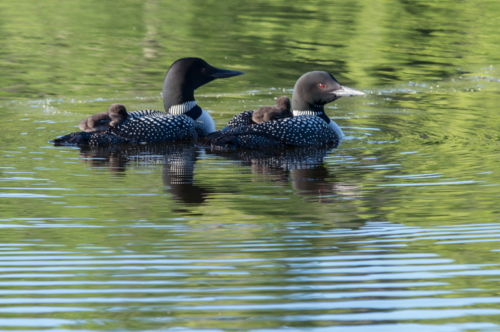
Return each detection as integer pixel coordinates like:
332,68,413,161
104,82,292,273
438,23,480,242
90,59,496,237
2,0,500,331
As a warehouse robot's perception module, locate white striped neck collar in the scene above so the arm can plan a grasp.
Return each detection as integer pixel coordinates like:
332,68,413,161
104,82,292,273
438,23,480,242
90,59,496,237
168,101,197,115
293,110,330,124
293,110,322,117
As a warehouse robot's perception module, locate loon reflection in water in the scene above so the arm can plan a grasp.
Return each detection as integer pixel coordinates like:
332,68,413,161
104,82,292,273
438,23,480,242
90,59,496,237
203,145,360,202
76,143,359,204
78,143,210,204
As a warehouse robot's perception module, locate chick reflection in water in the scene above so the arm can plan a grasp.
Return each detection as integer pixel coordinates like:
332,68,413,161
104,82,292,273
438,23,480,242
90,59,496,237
78,143,210,204
205,146,359,202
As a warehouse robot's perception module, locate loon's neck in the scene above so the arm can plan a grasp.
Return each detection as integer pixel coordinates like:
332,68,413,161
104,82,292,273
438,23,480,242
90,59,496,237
293,105,330,124
162,71,195,111
168,101,204,124
167,101,215,135
168,101,198,115
293,107,344,139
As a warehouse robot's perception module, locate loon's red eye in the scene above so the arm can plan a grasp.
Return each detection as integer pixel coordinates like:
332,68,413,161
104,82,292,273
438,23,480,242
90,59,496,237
201,68,206,73
318,83,325,89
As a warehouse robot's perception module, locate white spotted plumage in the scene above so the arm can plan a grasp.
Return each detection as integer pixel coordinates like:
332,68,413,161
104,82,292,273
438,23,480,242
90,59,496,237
209,115,339,149
61,103,215,147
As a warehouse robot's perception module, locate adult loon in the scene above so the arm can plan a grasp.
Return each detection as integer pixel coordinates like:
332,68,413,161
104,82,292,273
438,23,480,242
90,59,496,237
52,58,244,146
251,96,292,124
205,71,364,149
79,103,129,132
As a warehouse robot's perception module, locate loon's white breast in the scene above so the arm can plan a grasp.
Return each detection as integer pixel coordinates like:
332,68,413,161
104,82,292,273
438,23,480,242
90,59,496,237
195,109,216,135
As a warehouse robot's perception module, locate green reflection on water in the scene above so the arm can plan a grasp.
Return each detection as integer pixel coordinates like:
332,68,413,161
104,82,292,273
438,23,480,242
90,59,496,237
1,0,500,99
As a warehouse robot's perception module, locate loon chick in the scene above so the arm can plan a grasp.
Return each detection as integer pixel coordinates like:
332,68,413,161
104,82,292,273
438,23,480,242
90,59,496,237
206,71,364,149
79,104,129,132
108,103,129,127
79,112,109,132
251,96,292,124
52,58,244,146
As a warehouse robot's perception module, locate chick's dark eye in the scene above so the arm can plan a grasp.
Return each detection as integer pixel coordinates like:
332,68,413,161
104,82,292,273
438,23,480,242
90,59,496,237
201,68,206,73
318,83,325,89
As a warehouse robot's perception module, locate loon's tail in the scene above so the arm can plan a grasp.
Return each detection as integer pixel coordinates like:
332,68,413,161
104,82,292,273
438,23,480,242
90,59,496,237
51,132,93,146
51,131,133,147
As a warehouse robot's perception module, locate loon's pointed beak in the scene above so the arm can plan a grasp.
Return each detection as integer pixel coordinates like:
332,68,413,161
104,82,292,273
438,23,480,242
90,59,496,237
210,68,245,79
333,86,365,97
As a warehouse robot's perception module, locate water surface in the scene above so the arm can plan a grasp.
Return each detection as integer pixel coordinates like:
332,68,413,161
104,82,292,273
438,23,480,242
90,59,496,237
1,0,500,331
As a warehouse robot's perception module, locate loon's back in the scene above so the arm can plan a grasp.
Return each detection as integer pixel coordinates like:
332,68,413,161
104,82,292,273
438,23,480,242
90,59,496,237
207,115,338,149
53,114,197,146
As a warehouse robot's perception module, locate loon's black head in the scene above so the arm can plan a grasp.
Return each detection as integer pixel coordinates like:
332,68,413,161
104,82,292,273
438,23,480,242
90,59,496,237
292,71,364,111
162,57,244,111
